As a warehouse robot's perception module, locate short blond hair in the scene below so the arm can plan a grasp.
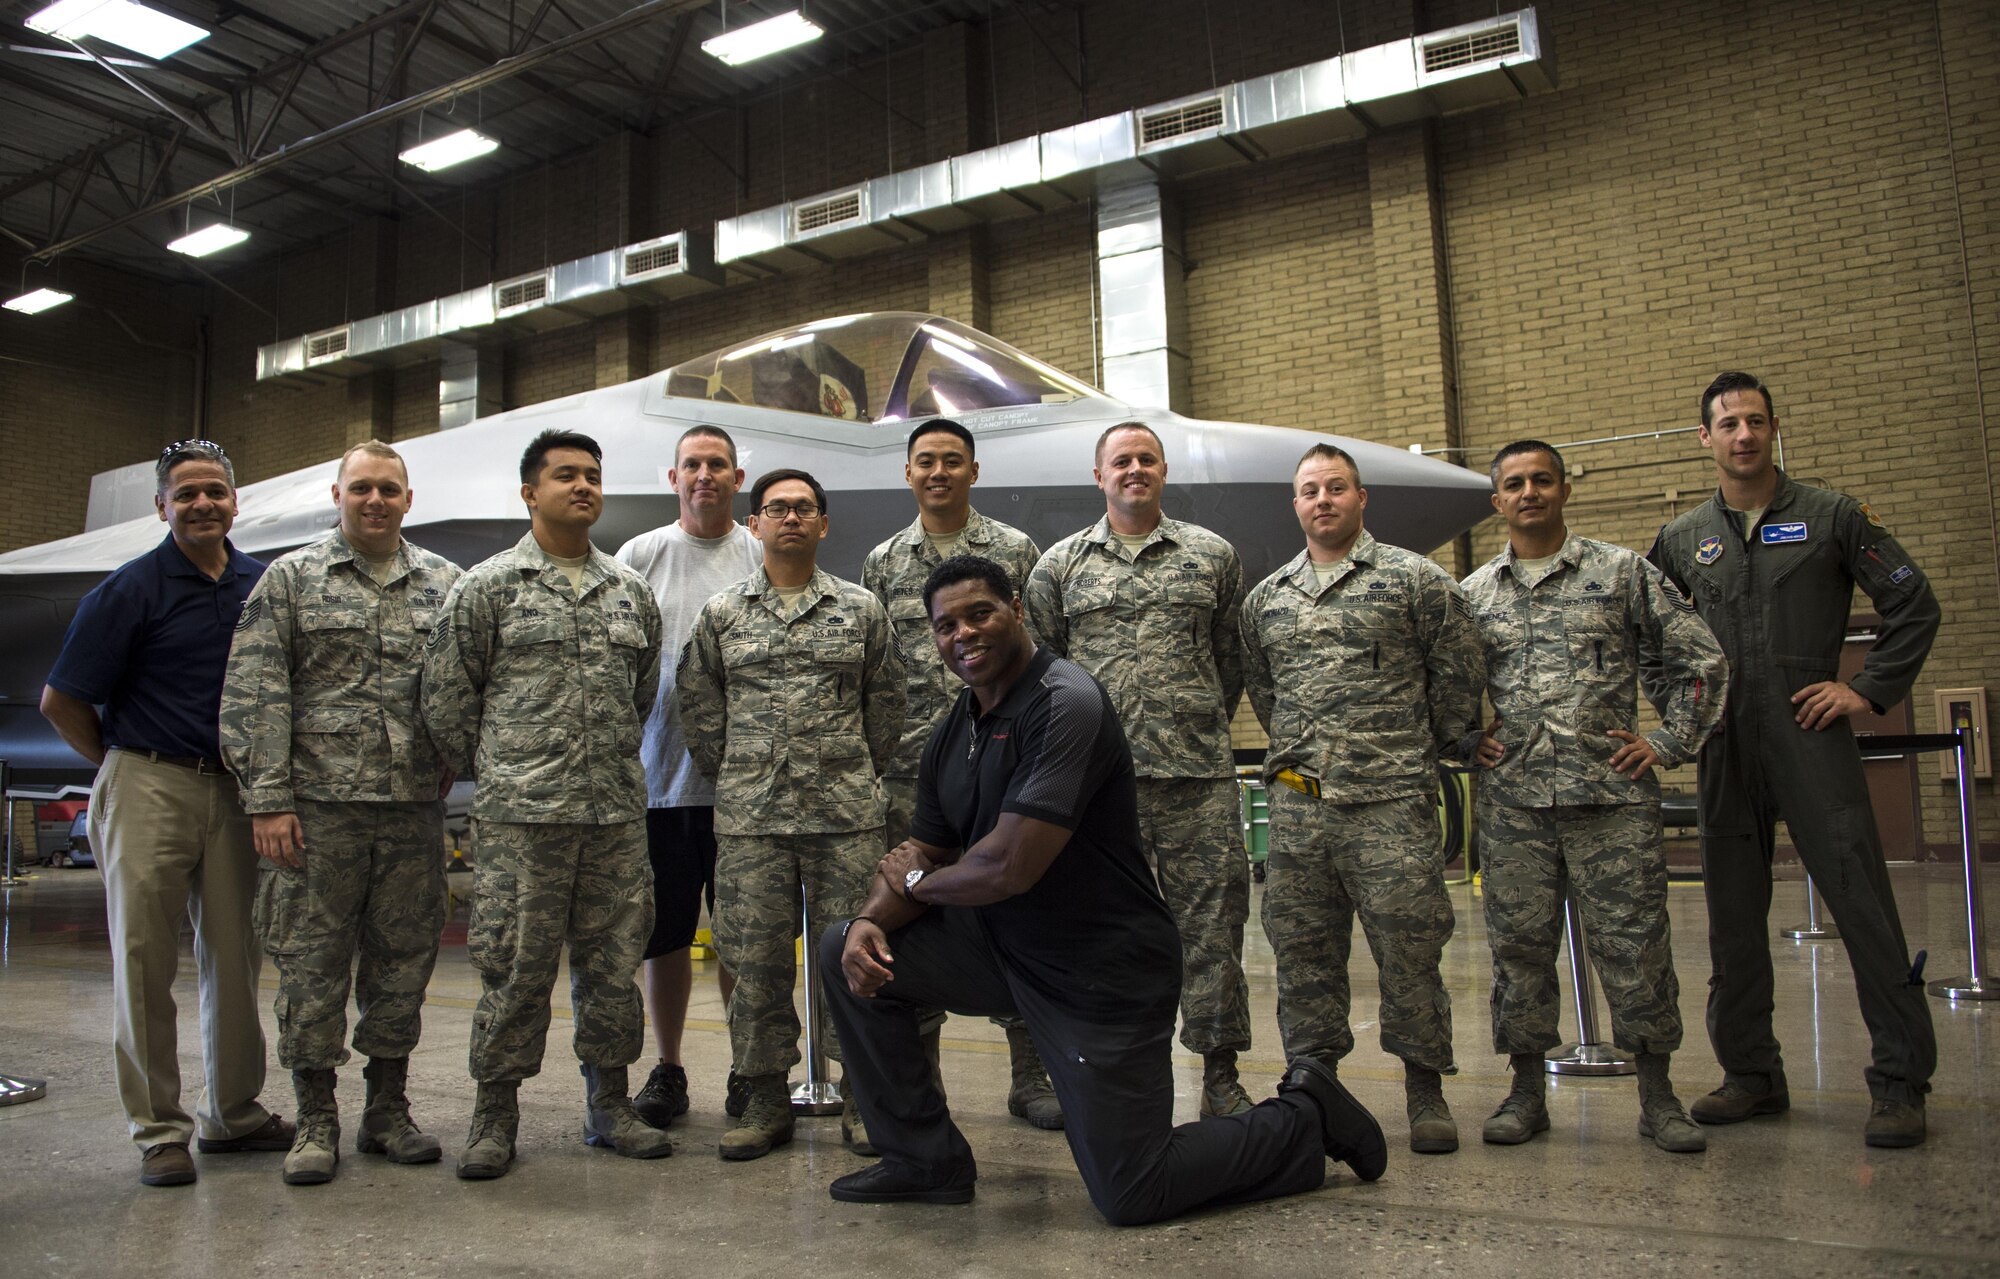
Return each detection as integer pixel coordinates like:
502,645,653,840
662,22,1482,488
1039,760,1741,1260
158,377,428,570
337,438,407,481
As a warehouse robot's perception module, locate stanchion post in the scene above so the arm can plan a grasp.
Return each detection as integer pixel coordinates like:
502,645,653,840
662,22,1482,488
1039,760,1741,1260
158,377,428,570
0,755,50,1103
0,757,28,887
1929,725,1997,1001
1546,891,1635,1076
791,884,844,1113
1781,874,1838,941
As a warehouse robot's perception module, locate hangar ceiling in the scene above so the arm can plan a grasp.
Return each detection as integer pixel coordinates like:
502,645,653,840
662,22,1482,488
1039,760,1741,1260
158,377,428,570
0,0,1009,279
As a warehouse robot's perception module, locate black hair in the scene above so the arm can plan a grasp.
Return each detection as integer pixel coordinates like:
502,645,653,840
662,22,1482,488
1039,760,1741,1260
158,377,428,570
922,554,1016,616
906,417,975,459
749,467,828,514
520,429,602,485
1487,440,1567,487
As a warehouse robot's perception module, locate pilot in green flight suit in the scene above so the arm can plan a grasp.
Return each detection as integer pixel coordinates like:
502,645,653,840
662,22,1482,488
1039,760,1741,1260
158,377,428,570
1650,371,1939,1149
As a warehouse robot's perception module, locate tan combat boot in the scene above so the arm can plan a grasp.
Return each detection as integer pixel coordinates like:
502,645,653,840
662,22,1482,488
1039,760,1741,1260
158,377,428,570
1198,1049,1254,1117
1005,1026,1064,1130
1404,1064,1459,1154
283,1068,340,1186
719,1073,795,1161
1635,1051,1706,1153
455,1081,519,1180
1482,1053,1551,1145
357,1056,442,1164
582,1064,674,1159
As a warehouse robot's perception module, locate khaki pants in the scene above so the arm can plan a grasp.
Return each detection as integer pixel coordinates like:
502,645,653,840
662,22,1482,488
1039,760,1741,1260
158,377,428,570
91,749,272,1148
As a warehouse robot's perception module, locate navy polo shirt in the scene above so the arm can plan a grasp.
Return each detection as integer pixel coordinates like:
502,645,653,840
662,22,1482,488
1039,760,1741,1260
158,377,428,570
46,534,265,761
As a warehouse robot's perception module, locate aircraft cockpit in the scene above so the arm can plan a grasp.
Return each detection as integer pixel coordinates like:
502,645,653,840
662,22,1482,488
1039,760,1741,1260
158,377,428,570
662,312,1110,424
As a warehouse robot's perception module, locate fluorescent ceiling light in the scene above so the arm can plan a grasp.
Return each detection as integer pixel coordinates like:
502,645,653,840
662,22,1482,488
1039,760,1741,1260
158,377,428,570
167,223,249,257
400,128,501,173
27,0,209,60
3,288,75,315
702,9,823,66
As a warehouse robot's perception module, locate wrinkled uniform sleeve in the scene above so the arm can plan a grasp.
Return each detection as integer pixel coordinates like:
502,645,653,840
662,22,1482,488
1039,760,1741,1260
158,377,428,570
676,600,728,782
420,573,489,775
633,583,664,723
1212,542,1248,715
1238,581,1277,734
860,594,906,776
1632,558,1728,767
220,563,300,813
1417,562,1486,757
1023,548,1068,657
1839,503,1940,713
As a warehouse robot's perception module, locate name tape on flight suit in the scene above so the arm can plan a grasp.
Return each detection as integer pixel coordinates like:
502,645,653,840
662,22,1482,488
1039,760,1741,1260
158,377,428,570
1760,522,1808,544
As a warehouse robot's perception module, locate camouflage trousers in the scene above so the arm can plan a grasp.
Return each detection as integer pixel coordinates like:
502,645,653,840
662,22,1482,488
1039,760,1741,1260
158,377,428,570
1478,799,1682,1056
466,818,652,1082
714,828,879,1077
1136,777,1251,1056
885,777,1013,1038
1264,787,1454,1072
253,799,446,1070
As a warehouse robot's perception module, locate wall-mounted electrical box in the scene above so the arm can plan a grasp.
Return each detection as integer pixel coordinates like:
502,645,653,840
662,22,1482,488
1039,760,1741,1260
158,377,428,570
1934,687,1990,780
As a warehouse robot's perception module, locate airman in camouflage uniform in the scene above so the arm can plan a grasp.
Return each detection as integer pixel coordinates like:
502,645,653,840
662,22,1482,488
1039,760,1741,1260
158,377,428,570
1240,444,1484,1154
1463,440,1726,1154
1022,422,1255,1116
680,468,905,1160
421,429,671,1179
221,440,459,1185
862,418,1059,1136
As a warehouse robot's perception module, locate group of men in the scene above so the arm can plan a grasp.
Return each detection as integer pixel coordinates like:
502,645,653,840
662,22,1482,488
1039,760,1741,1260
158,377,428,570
41,366,1940,1224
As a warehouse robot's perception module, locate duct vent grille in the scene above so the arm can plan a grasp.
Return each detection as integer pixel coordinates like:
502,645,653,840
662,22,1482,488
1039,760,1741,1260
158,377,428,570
1139,96,1226,145
495,273,549,311
304,327,349,363
795,190,864,234
624,242,681,276
1422,20,1521,72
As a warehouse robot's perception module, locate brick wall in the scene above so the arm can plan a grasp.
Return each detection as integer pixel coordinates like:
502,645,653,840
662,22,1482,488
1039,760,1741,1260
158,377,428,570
8,0,1995,844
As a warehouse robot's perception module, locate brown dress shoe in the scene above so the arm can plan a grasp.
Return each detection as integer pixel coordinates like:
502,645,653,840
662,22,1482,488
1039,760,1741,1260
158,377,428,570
196,1113,297,1153
140,1142,195,1186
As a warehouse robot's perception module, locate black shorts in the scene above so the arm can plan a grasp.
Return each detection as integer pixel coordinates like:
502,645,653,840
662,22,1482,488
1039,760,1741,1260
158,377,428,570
642,806,719,961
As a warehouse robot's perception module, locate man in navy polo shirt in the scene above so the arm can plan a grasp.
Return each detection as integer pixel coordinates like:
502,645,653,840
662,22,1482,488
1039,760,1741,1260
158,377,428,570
41,439,294,1188
820,555,1387,1226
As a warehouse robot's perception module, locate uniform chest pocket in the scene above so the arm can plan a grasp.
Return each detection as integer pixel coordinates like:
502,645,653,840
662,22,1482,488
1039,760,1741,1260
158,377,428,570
1061,580,1117,621
408,604,439,635
499,614,571,648
1565,614,1623,681
607,617,649,650
300,605,369,635
811,637,866,667
721,637,772,670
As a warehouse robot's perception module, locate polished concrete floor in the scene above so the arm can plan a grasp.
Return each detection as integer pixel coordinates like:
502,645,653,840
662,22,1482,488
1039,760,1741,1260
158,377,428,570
1,862,1995,1278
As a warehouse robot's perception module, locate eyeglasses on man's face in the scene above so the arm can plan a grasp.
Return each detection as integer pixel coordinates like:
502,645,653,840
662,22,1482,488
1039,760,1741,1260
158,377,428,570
758,501,821,520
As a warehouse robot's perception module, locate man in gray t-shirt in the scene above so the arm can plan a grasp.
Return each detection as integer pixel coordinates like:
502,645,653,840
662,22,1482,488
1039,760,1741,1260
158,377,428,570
614,426,762,1129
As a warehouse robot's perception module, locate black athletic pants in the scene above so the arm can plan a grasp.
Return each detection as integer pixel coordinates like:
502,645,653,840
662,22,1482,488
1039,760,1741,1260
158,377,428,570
817,907,1326,1226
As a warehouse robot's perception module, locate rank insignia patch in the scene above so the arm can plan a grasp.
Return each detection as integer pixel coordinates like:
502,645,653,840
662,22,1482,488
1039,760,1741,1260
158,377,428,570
1696,536,1724,565
235,598,261,630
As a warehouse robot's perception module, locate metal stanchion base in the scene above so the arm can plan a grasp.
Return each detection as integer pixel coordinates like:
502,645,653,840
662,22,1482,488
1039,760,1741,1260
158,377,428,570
1545,1042,1634,1076
1928,976,2000,1002
790,1080,842,1115
1,873,32,887
0,1073,48,1106
1781,924,1838,940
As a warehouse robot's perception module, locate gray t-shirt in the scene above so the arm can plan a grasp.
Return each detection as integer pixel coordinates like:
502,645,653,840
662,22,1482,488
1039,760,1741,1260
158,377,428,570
615,521,764,807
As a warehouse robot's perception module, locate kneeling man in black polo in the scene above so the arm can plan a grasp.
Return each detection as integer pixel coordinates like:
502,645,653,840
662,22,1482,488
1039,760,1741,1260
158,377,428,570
819,555,1387,1226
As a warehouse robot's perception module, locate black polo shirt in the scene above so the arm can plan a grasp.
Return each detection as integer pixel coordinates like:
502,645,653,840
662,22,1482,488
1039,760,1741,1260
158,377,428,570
911,645,1182,1022
46,534,265,760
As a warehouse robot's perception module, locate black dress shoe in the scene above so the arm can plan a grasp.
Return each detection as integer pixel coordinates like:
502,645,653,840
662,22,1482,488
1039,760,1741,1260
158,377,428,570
1278,1057,1388,1182
828,1161,975,1205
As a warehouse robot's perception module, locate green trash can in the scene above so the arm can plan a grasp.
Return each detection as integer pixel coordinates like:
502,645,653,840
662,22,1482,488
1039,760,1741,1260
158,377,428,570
1238,773,1269,881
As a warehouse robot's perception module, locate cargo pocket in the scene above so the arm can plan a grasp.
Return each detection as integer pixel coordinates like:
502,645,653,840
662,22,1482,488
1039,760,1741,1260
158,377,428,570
467,861,520,980
252,864,309,959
